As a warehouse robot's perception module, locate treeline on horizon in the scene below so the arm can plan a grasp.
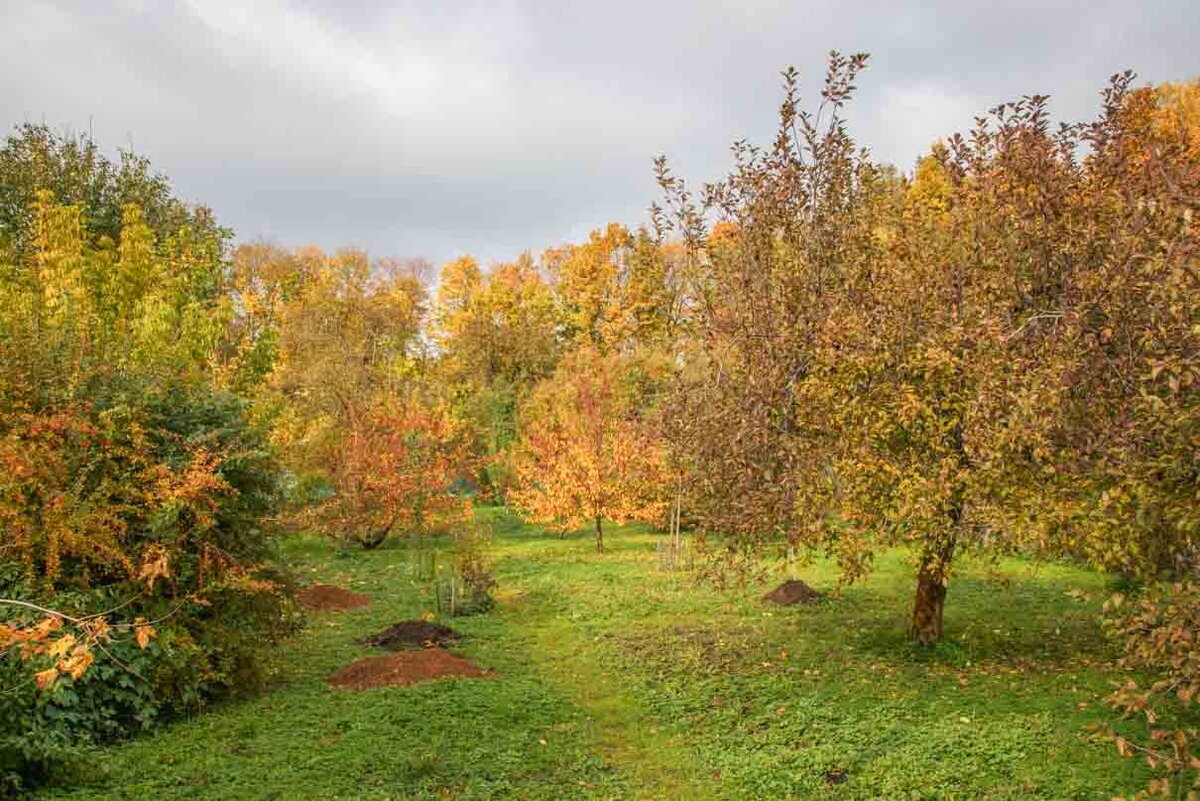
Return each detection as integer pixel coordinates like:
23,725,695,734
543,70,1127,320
1,53,1197,794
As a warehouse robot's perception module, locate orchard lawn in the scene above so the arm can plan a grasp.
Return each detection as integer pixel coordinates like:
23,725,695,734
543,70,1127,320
39,509,1151,800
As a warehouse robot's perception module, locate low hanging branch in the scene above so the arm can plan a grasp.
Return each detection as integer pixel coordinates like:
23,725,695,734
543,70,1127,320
0,597,163,690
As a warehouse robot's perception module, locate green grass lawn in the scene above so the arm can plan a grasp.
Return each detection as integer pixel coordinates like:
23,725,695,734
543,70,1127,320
39,510,1150,800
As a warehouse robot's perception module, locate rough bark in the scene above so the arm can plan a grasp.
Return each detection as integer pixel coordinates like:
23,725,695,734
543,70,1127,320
595,516,604,553
910,545,952,645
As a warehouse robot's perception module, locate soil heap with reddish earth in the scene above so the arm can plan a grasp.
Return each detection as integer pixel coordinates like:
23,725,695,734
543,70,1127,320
296,584,371,612
359,620,462,650
763,579,823,605
326,649,491,690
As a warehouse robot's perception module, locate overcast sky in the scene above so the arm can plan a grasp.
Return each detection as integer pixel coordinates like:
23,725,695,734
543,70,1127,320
4,1,1198,267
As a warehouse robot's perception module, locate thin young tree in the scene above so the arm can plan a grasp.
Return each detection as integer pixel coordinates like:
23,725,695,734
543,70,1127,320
513,348,666,552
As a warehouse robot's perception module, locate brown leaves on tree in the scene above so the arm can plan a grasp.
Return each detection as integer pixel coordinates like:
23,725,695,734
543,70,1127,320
654,55,1200,792
1102,582,1200,797
656,55,1200,651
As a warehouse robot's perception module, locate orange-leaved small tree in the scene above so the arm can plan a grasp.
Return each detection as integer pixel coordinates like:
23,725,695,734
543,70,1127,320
513,348,666,552
309,399,473,548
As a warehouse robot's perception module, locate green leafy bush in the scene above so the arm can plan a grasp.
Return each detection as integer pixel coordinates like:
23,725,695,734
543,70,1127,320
0,128,295,794
0,381,298,792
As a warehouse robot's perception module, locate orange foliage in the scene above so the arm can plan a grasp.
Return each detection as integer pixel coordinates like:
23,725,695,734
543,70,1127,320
0,601,163,692
306,400,473,548
513,348,666,552
0,406,230,588
0,404,248,689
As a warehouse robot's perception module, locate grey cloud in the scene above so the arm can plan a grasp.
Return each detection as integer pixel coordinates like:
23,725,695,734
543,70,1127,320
3,0,1198,267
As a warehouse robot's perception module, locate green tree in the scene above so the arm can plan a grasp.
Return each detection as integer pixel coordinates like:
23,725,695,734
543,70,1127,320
0,123,226,260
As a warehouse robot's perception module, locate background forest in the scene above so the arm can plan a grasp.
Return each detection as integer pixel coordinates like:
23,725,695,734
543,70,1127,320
1,56,1198,798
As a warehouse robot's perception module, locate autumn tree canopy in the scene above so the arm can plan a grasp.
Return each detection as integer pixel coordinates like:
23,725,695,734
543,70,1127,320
2,52,1198,799
656,56,1200,647
512,348,667,552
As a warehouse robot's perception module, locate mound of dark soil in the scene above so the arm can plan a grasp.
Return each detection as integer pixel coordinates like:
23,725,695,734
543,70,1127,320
824,770,848,785
296,584,371,612
326,648,491,690
763,579,823,605
359,620,462,651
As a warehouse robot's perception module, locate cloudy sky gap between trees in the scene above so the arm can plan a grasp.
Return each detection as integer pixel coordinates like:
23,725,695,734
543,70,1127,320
5,0,1198,267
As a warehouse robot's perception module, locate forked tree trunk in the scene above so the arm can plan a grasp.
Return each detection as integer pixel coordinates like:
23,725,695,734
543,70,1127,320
358,513,395,551
595,516,604,553
359,526,389,550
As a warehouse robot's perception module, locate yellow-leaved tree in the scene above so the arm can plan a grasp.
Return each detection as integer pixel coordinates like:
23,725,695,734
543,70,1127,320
513,348,666,552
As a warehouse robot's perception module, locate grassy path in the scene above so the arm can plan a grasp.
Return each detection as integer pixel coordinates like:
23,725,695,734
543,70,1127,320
490,513,1151,799
41,533,628,800
41,510,1150,799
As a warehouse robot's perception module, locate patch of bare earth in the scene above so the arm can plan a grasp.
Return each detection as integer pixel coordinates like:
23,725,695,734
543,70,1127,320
359,620,462,650
762,579,823,605
326,648,492,690
296,584,371,611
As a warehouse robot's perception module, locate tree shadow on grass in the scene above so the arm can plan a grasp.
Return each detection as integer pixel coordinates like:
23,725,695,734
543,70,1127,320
828,573,1117,670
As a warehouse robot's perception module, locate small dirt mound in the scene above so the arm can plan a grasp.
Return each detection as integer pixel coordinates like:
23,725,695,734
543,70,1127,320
824,769,848,785
763,579,823,605
359,620,462,651
296,584,371,612
326,648,491,690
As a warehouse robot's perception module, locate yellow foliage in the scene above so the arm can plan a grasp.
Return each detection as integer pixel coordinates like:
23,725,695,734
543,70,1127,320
512,348,667,552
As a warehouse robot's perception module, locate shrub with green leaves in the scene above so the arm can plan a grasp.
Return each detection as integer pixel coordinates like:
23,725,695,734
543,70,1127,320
0,126,294,792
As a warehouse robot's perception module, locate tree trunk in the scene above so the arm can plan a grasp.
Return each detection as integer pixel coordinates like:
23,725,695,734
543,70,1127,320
359,526,389,550
358,513,395,550
911,418,968,645
910,548,950,645
595,516,604,553
911,528,959,645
